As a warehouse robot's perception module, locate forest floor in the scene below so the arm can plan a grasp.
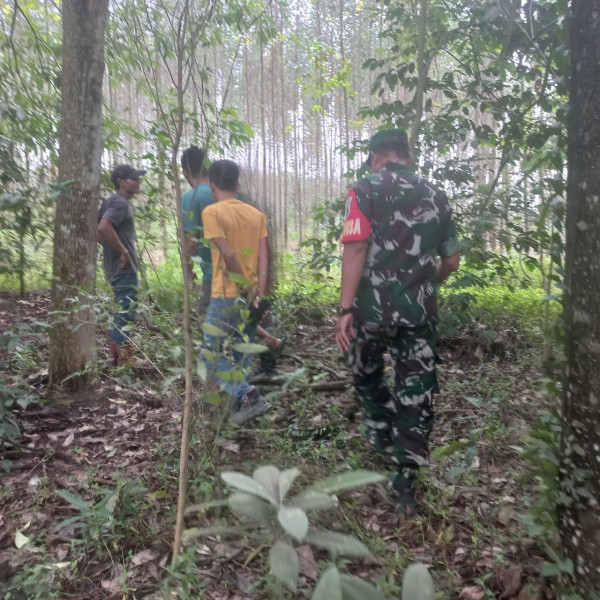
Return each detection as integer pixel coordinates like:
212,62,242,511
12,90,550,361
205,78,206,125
0,291,558,599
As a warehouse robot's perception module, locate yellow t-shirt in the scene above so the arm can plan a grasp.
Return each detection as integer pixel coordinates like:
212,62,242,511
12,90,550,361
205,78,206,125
202,198,268,298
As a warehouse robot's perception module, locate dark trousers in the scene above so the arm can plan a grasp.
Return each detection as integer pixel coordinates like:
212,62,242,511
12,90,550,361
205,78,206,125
348,322,438,477
110,273,138,345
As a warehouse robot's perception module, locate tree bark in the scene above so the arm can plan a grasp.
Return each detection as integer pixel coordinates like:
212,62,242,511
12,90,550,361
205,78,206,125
560,0,600,593
409,0,429,153
49,0,109,390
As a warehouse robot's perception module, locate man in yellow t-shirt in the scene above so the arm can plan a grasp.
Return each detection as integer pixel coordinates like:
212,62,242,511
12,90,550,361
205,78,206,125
201,159,271,426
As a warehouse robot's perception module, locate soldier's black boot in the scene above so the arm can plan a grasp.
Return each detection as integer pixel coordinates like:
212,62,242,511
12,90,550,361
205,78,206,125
393,467,419,517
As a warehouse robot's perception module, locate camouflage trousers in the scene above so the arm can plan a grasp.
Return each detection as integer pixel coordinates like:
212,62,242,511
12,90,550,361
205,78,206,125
348,322,438,476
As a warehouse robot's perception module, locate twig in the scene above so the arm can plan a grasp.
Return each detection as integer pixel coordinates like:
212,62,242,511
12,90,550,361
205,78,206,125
249,375,352,392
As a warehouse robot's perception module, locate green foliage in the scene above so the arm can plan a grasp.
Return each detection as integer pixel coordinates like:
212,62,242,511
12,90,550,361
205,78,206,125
0,380,39,447
3,559,76,600
513,406,561,555
185,465,386,596
401,563,435,600
55,478,149,554
276,251,340,312
144,254,186,314
0,322,43,447
0,178,67,292
156,546,207,599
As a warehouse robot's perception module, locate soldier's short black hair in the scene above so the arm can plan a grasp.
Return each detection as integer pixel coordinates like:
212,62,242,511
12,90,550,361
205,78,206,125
208,160,240,193
181,145,208,178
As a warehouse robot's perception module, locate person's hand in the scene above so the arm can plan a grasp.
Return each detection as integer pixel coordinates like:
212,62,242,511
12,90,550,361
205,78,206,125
120,249,131,269
253,295,270,321
335,313,355,353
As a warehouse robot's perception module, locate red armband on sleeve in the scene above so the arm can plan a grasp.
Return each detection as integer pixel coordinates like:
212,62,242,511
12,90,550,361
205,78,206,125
341,189,371,243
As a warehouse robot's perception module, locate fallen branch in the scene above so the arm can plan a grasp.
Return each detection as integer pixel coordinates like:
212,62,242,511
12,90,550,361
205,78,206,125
249,375,352,392
139,308,175,340
309,379,352,392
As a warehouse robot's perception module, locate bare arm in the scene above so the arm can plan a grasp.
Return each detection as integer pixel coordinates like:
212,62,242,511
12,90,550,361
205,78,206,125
183,232,198,283
436,253,460,283
340,240,369,308
211,236,244,277
98,218,130,268
257,237,269,298
336,240,368,352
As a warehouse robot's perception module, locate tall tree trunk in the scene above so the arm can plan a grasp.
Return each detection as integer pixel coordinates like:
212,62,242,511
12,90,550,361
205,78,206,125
49,0,109,390
279,34,288,249
339,0,350,175
260,43,267,205
409,0,429,153
560,1,600,593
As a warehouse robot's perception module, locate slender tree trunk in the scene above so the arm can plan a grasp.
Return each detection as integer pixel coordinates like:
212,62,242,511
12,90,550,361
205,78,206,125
560,1,600,593
409,0,429,153
49,0,109,390
260,43,267,205
280,37,288,250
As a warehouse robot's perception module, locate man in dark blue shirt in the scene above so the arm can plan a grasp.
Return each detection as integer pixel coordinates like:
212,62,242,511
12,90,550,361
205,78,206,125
98,163,146,366
181,145,214,315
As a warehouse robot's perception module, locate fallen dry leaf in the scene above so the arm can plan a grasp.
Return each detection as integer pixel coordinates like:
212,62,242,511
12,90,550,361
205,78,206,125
62,432,74,447
235,572,251,593
498,504,518,526
459,585,485,600
475,556,495,570
101,563,125,592
130,548,158,567
498,567,522,599
296,544,318,581
220,440,240,453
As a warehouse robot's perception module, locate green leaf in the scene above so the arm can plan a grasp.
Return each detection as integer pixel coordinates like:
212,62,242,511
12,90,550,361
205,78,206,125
196,360,207,382
182,526,246,542
401,563,435,600
15,530,30,549
184,499,230,515
228,492,272,526
304,530,372,557
278,506,308,541
202,322,228,337
465,396,482,407
215,368,246,381
222,471,278,506
541,563,561,577
226,272,254,287
253,466,281,504
304,470,385,495
312,566,342,600
56,489,89,511
104,493,118,514
232,342,268,354
269,541,299,590
279,468,300,502
340,574,388,600
291,491,338,512
203,392,221,404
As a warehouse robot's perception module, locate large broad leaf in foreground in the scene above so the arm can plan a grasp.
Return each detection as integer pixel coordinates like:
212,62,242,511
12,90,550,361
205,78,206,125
401,563,435,600
304,469,385,495
312,566,342,600
269,540,299,590
304,530,372,557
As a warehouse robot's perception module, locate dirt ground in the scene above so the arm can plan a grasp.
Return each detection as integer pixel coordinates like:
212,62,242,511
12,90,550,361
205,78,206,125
0,292,555,599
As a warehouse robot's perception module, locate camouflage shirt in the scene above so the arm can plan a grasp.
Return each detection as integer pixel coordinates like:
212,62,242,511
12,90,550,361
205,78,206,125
341,162,459,326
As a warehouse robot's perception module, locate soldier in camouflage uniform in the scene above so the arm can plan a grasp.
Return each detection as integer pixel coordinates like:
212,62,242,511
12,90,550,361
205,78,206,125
335,129,460,515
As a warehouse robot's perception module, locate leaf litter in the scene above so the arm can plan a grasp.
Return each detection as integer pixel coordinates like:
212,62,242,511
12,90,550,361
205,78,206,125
0,293,553,598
